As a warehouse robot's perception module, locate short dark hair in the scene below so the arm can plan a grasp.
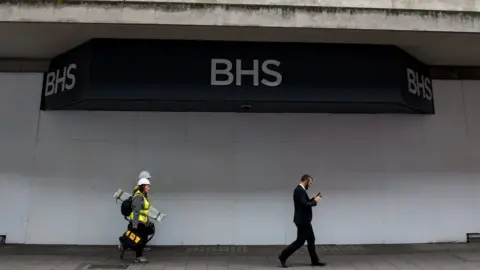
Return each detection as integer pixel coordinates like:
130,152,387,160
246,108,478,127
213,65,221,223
301,174,313,182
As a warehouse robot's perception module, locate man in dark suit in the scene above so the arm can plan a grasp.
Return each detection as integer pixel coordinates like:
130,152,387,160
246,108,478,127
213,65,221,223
278,174,326,267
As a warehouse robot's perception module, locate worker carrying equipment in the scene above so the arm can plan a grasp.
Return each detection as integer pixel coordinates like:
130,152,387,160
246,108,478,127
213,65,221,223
129,181,151,225
114,173,166,262
114,188,166,223
114,182,166,224
120,177,151,219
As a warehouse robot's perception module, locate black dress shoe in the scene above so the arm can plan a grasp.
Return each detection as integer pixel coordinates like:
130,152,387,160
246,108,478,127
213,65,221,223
311,260,327,267
278,256,288,268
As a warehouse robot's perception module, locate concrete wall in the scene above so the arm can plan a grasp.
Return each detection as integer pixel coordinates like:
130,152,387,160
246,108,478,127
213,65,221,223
0,73,42,244
2,73,480,245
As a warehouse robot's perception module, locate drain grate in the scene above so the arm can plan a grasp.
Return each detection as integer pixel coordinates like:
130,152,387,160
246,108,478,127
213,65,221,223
467,233,480,243
186,246,248,254
313,245,366,253
86,264,130,269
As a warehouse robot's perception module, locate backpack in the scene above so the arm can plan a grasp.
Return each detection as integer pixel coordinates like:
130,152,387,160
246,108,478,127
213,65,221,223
121,196,133,217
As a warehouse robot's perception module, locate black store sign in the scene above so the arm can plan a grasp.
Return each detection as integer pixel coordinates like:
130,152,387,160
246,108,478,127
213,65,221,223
42,39,434,114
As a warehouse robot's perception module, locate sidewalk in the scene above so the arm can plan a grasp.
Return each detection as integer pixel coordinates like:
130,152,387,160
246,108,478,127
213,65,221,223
2,243,480,269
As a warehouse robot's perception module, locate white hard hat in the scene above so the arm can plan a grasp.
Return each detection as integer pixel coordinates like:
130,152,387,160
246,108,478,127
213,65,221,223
138,178,151,186
139,171,151,180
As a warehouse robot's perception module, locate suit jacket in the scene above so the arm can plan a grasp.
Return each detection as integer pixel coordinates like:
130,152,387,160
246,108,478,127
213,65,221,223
293,185,317,225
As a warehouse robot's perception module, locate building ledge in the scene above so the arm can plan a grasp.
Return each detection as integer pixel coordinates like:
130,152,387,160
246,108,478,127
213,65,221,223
27,0,480,12
0,2,479,33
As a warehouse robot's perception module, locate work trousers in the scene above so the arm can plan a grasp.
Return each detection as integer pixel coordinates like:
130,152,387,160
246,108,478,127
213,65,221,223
134,223,149,258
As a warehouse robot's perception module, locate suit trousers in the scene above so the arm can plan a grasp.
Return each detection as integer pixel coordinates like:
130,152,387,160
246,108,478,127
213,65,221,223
279,223,319,263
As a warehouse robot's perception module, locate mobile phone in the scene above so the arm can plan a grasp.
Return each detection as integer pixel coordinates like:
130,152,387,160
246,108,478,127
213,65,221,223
316,192,322,197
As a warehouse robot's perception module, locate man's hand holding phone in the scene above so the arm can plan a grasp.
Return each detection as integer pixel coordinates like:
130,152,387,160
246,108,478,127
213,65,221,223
314,192,322,202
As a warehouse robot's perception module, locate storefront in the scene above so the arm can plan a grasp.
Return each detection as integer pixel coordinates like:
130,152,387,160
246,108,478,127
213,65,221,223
42,39,433,114
2,38,480,246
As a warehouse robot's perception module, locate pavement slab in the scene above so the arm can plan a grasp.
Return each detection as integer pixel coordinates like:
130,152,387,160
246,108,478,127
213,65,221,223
2,244,480,270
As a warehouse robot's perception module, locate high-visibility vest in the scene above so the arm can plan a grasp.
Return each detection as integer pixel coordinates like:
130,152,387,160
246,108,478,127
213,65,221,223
129,190,150,224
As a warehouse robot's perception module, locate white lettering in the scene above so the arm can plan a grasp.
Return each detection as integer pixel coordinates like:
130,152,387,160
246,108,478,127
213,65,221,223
44,63,77,97
211,59,234,86
424,77,433,100
261,60,282,87
66,64,76,90
44,72,56,97
210,58,282,87
406,67,432,101
407,68,417,95
236,59,259,86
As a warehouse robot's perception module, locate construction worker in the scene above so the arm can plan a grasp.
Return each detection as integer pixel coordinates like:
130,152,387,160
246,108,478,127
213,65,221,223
119,171,153,263
130,174,152,263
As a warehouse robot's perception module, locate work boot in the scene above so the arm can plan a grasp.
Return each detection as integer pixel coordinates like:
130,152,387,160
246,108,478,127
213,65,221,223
134,256,148,263
118,243,125,259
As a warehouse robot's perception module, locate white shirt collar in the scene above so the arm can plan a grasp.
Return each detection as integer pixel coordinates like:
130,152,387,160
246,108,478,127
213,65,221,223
299,183,306,190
